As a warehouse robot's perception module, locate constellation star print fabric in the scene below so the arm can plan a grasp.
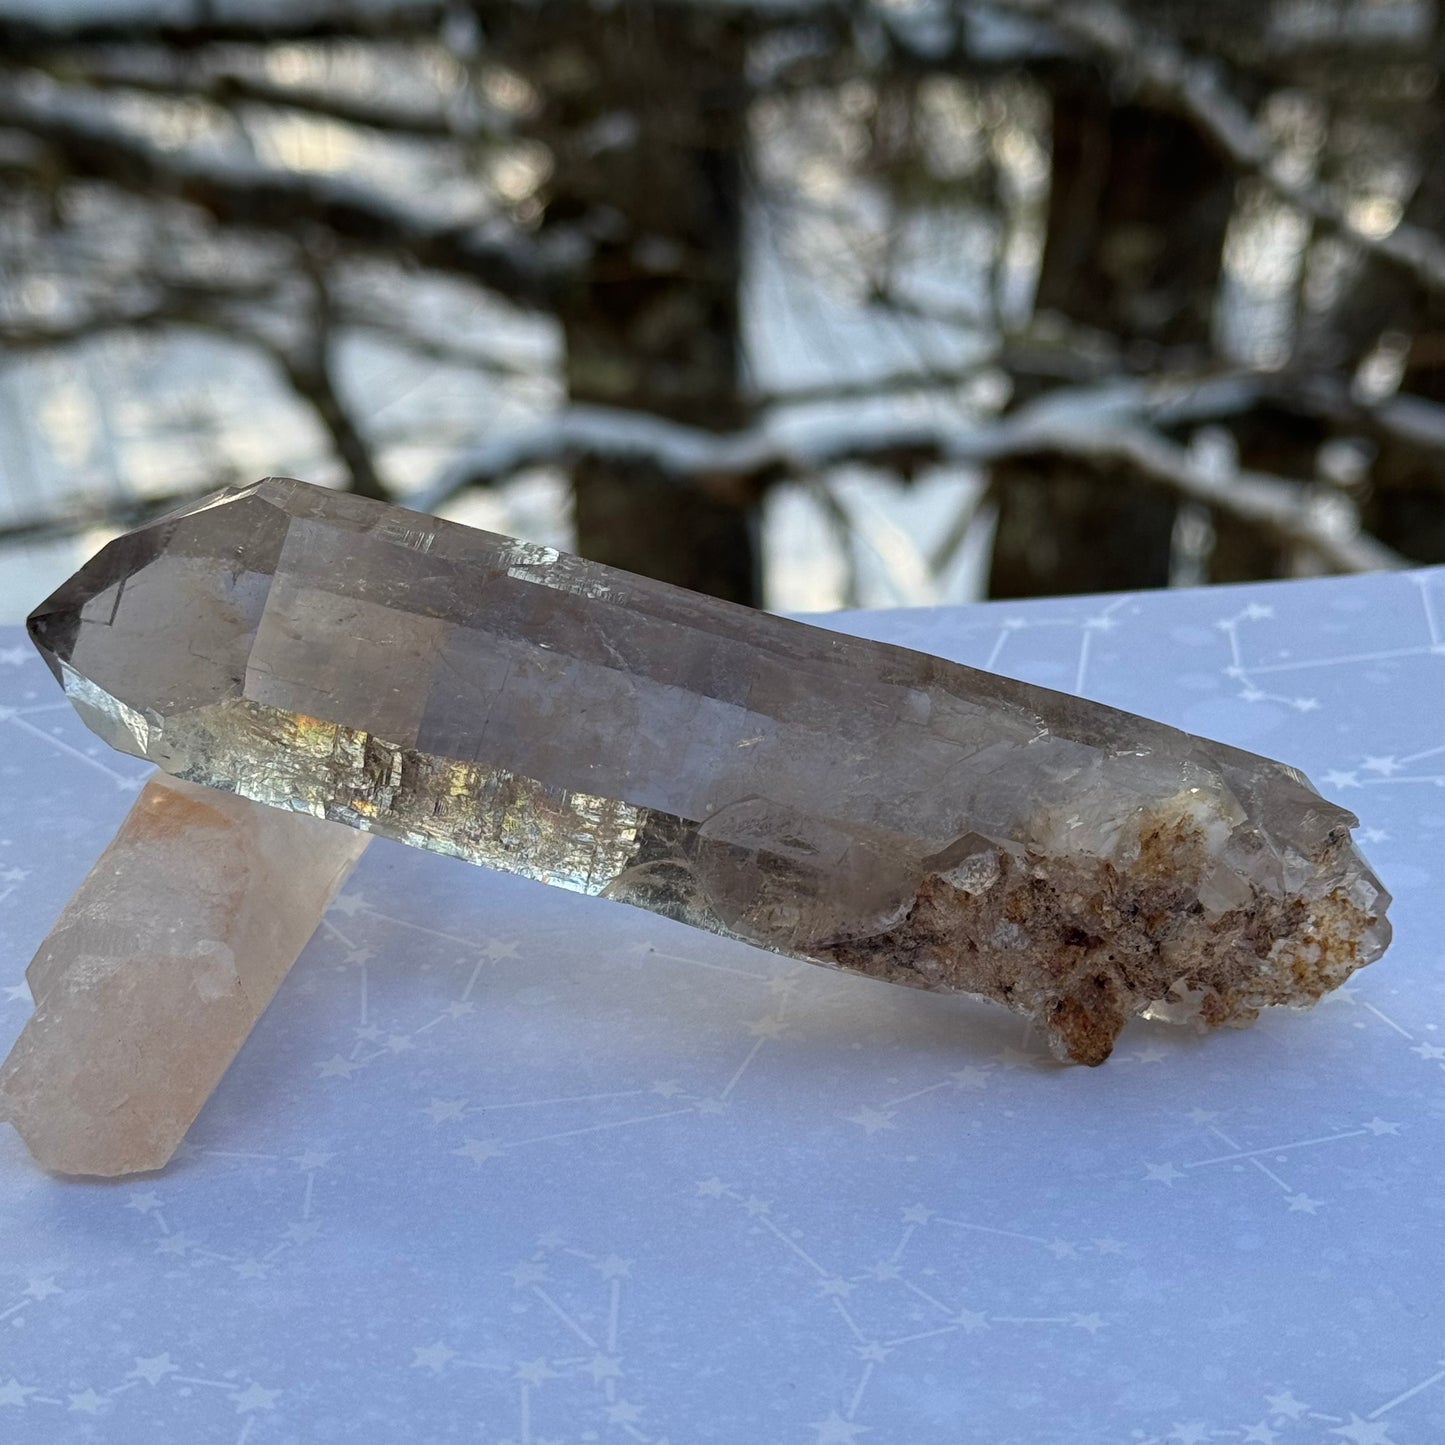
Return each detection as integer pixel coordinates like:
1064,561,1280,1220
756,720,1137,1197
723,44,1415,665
0,567,1441,1445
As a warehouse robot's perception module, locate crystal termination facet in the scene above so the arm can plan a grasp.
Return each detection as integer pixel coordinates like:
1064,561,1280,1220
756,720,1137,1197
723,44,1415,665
27,478,1391,1064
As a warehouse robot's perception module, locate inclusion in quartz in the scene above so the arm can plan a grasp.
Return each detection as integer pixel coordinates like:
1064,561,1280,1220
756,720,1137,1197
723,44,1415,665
26,477,1390,1065
0,773,368,1176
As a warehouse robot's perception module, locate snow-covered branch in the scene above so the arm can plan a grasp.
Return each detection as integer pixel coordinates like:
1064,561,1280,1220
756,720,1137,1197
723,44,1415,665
41,64,482,143
993,0,1445,298
0,2,451,53
425,379,1404,575
0,95,563,309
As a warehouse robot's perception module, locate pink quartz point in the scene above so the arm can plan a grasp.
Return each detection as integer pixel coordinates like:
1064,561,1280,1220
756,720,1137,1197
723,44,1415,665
0,773,368,1177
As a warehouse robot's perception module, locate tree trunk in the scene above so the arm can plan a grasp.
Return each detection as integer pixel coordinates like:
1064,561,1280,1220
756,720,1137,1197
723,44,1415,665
987,71,1237,598
504,5,757,602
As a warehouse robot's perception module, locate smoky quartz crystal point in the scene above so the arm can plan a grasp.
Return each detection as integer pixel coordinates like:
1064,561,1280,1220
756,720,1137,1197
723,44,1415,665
27,478,1390,1064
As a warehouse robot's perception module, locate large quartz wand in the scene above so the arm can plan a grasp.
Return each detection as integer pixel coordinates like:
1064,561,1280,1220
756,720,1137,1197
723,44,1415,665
3,479,1391,1168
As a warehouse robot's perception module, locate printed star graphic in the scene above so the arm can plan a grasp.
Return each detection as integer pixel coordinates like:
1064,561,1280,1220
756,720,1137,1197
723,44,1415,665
426,1098,469,1124
1363,1118,1402,1136
811,1410,869,1445
742,1195,771,1217
1145,1163,1184,1185
0,647,29,666
900,1204,933,1225
284,1221,322,1245
24,1277,61,1301
507,1261,547,1288
1186,1109,1222,1126
1132,1044,1169,1064
1242,604,1273,620
695,1178,728,1198
233,1259,268,1280
515,1359,558,1387
130,1354,178,1386
817,1277,854,1298
1167,1423,1208,1445
1324,770,1361,789
949,1067,991,1089
595,1255,632,1279
581,1355,623,1383
1092,1238,1126,1255
855,1343,890,1363
385,1034,414,1053
1410,1042,1445,1061
866,1261,902,1281
1330,1415,1393,1445
652,1080,683,1098
953,1310,989,1333
3,984,29,1004
328,891,370,917
0,1378,36,1406
484,938,520,961
606,1400,644,1425
317,1054,360,1079
1285,1193,1323,1214
747,1015,787,1038
69,1389,106,1414
1361,756,1401,775
454,1137,503,1165
412,1342,457,1374
693,1097,728,1115
1241,1422,1280,1444
125,1192,162,1214
1265,1390,1309,1420
1047,1239,1078,1259
0,867,30,883
233,1383,281,1413
1071,1313,1106,1333
292,1150,335,1171
845,1107,896,1135
155,1232,195,1256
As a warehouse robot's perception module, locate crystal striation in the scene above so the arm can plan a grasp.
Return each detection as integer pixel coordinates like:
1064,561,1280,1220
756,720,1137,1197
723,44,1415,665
27,478,1390,1064
0,773,368,1176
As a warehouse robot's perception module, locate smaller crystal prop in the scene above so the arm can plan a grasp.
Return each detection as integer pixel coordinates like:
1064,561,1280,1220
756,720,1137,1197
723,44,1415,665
0,774,368,1176
25,478,1390,1066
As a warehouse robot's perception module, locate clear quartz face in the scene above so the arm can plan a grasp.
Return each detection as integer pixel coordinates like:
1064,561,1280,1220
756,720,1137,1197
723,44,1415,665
27,478,1391,1064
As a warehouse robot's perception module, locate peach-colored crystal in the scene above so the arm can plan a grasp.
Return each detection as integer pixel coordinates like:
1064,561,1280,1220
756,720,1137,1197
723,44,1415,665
0,773,368,1177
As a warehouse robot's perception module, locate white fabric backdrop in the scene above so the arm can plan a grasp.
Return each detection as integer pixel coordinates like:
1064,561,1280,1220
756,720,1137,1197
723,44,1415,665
1,568,1441,1445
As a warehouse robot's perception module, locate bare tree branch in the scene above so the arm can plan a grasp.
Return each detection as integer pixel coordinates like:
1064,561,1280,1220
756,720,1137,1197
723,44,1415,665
0,2,451,53
425,388,1404,574
990,0,1445,298
0,96,564,309
27,62,496,143
261,264,392,501
0,485,222,547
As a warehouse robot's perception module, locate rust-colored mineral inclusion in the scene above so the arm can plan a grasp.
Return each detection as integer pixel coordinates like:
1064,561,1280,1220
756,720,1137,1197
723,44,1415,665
26,478,1390,1063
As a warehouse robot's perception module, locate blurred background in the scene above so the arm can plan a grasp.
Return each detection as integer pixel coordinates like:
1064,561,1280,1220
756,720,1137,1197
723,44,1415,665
0,0,1439,621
